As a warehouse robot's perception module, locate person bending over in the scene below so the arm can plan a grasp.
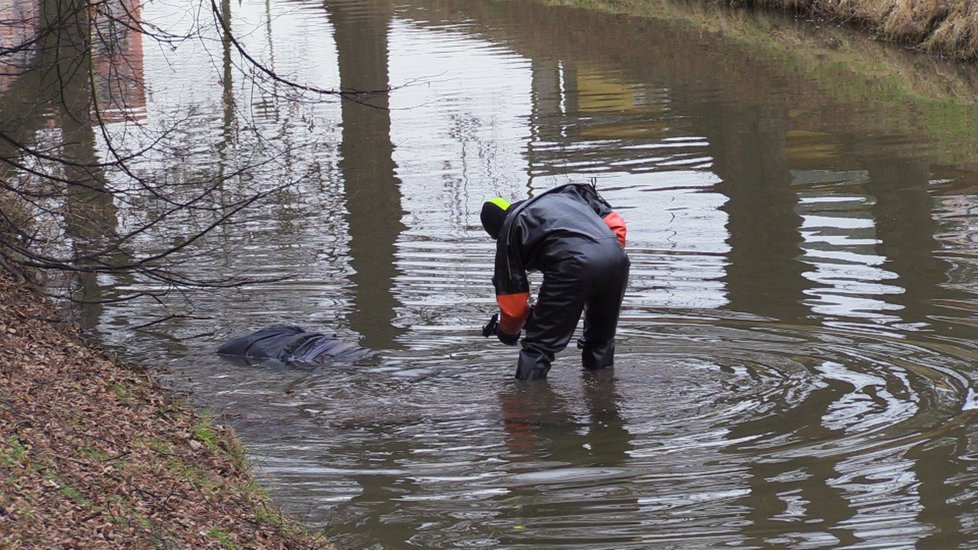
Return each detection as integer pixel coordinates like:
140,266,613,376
481,183,629,380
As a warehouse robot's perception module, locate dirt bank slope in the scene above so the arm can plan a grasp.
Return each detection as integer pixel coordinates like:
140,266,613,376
744,0,978,61
556,0,977,61
0,269,328,549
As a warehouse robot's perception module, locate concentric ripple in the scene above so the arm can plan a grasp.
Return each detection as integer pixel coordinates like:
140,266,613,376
165,317,978,548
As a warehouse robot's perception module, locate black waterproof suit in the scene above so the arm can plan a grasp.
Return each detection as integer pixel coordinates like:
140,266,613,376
493,183,629,380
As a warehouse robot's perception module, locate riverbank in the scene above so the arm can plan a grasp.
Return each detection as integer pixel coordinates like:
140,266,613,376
747,0,978,62
559,0,978,62
536,0,978,168
0,268,329,548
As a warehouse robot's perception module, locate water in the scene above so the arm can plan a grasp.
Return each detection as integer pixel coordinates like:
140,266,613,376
9,0,978,546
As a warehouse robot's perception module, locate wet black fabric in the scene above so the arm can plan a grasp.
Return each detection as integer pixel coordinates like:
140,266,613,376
494,184,618,297
217,325,368,365
515,237,629,380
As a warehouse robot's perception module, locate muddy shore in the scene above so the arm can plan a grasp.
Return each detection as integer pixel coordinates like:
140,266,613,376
561,0,978,62
539,0,978,170
746,0,978,62
0,268,329,549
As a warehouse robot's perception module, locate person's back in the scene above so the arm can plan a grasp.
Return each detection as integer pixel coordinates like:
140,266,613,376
510,192,620,271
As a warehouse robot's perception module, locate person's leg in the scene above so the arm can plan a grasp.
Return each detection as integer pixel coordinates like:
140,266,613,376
516,261,588,380
580,250,629,370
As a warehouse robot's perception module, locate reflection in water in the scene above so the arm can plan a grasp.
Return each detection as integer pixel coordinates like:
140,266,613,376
0,0,128,329
911,429,967,548
709,103,810,323
9,0,978,546
727,366,859,547
496,371,639,547
327,0,406,350
91,0,146,123
0,0,35,94
796,187,901,324
519,38,730,310
59,0,119,331
865,158,955,329
340,430,422,548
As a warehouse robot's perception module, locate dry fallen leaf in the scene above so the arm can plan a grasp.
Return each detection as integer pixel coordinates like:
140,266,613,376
0,270,330,549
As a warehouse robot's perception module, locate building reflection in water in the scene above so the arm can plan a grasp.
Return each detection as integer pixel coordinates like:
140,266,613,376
0,0,144,329
91,0,146,123
0,0,35,93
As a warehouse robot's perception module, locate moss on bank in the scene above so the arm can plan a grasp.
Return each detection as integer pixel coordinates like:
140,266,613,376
0,269,329,549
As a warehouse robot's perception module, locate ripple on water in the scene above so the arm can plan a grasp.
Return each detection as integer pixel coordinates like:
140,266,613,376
194,316,978,548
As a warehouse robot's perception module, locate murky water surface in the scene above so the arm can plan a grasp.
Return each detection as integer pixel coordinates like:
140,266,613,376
16,0,978,546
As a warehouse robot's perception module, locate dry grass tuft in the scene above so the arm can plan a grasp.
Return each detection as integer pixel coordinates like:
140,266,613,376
735,0,978,61
880,0,949,43
927,0,978,58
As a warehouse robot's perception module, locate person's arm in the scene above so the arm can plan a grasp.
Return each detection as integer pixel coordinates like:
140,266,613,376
496,291,530,344
603,211,626,248
492,229,531,345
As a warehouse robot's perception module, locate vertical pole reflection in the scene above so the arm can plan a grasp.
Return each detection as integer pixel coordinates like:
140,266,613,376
909,431,967,546
865,156,971,542
526,58,577,183
706,105,812,323
341,434,421,548
526,58,561,180
726,378,858,546
705,110,856,537
219,0,234,158
864,158,952,328
865,159,969,544
496,371,638,546
51,0,120,331
326,0,405,349
62,110,118,332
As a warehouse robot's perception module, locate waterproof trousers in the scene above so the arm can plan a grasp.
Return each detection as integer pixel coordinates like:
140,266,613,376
515,239,629,380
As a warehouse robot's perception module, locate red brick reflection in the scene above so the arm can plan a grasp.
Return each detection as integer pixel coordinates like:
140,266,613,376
91,0,145,123
0,0,36,92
